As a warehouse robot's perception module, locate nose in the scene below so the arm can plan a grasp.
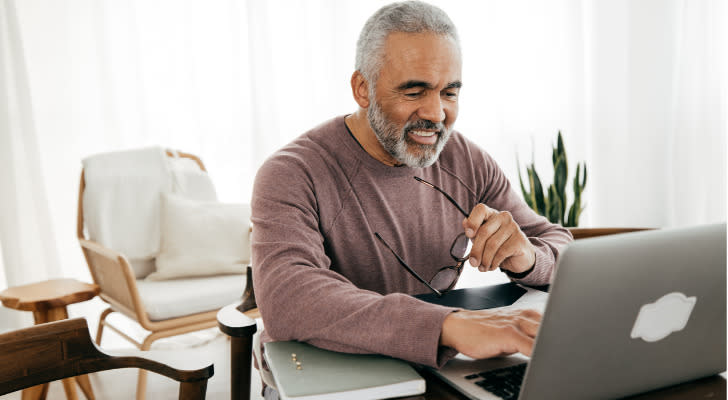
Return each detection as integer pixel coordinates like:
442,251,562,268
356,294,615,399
417,93,446,124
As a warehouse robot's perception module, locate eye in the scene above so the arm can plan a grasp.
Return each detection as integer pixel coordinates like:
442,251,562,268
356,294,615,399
404,91,424,98
443,91,458,99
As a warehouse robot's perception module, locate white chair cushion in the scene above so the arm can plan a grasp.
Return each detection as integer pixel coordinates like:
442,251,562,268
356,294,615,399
147,194,251,281
136,275,244,321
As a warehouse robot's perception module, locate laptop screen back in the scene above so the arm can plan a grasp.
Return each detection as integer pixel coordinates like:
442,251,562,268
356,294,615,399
519,223,726,399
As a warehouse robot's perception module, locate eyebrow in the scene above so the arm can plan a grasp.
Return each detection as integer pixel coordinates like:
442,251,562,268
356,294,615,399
396,80,463,91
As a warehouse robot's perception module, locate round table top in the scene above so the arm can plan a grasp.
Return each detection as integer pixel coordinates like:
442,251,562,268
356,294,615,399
0,278,100,311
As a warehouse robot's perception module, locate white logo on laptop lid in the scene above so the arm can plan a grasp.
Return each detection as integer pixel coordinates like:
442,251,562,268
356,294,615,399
630,292,697,342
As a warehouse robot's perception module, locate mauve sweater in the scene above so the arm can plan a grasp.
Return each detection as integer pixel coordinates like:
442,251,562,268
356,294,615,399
251,116,572,368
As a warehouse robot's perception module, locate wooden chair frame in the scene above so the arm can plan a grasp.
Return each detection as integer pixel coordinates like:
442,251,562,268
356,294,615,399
0,318,213,400
77,151,221,400
568,227,653,240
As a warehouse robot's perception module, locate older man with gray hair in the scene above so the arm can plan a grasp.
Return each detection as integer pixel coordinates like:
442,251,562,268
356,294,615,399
252,1,572,397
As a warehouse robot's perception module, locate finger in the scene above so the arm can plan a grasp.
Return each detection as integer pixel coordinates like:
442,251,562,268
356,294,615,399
499,325,535,357
517,317,540,338
520,308,543,322
463,203,498,238
483,227,515,271
470,211,513,270
514,331,536,357
469,217,503,269
491,234,521,271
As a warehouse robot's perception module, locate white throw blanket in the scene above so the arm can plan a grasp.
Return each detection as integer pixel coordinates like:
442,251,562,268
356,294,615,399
82,147,217,277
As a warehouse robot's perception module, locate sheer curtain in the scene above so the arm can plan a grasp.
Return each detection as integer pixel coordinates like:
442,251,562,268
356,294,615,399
1,0,725,330
586,0,726,228
1,0,63,330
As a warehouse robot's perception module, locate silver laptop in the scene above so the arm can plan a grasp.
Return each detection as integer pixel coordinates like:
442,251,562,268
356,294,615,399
432,223,726,399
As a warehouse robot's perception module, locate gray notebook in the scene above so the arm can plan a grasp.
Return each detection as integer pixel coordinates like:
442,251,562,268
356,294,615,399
264,340,426,400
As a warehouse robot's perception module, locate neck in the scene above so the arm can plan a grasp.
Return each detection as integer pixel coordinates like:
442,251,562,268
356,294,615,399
345,110,402,167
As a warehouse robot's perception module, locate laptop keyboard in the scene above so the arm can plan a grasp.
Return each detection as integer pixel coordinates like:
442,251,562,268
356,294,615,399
464,362,527,400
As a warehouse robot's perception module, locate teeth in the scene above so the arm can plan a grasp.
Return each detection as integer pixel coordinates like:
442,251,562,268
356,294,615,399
411,131,436,137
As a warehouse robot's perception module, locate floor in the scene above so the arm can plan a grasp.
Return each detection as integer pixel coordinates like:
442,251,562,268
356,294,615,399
0,307,264,400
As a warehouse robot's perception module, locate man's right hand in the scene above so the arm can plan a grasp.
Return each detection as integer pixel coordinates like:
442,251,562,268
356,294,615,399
440,308,542,358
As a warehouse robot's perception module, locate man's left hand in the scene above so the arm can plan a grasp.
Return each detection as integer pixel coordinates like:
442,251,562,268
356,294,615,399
463,204,536,274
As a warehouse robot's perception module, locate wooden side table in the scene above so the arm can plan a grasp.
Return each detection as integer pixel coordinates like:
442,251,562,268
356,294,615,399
0,278,100,400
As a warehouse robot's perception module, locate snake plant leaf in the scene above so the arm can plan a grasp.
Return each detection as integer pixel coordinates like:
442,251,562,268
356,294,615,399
574,163,587,194
567,188,580,226
554,156,567,222
554,156,567,193
567,201,577,227
567,201,585,227
517,157,533,209
529,165,546,216
526,168,538,212
547,184,562,223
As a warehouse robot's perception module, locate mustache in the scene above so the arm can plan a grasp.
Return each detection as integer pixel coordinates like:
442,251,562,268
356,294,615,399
404,119,445,134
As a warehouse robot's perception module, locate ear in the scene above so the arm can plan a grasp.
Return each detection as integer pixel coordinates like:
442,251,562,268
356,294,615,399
350,70,371,109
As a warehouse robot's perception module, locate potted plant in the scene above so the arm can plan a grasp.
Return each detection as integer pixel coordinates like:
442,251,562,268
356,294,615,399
517,131,587,227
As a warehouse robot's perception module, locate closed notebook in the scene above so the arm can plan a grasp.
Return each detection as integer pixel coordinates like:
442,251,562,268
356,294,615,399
264,340,426,400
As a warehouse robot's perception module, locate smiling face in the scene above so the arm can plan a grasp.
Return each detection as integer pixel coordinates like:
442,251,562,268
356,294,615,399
368,32,462,168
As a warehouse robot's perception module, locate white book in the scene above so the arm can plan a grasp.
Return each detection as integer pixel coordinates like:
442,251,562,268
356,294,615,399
264,340,426,400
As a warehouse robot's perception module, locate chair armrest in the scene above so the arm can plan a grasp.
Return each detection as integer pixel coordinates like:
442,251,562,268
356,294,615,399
0,318,213,396
217,303,257,338
78,238,144,319
103,349,214,383
218,303,258,400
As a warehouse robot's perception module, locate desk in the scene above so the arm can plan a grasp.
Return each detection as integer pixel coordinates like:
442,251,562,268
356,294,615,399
0,278,100,400
403,370,726,399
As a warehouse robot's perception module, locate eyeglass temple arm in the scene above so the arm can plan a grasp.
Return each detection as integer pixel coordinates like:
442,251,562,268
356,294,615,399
374,232,443,297
413,177,470,217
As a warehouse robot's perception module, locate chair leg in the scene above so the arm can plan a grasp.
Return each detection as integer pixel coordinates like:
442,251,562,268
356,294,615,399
136,370,148,400
61,378,79,400
178,380,208,400
136,332,159,400
231,335,254,400
96,308,114,345
76,374,95,400
21,384,47,400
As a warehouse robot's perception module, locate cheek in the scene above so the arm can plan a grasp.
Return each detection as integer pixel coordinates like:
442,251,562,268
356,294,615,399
444,103,459,126
388,102,420,124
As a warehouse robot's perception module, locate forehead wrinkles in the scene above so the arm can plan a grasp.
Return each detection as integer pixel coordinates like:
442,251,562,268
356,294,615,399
380,32,461,89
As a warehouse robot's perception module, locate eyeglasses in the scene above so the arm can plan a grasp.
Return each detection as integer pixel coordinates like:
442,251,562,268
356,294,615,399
374,176,472,297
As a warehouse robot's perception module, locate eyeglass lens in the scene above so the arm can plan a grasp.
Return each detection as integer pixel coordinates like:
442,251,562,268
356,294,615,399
429,233,473,291
450,232,472,261
431,268,459,291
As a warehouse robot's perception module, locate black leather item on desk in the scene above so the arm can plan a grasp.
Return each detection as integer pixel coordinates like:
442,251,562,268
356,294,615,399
414,282,527,310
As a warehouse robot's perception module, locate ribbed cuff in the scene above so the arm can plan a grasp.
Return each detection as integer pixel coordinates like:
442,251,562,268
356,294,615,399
508,239,555,286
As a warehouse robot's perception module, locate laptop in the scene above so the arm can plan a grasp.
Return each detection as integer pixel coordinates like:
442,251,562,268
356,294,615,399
430,223,726,400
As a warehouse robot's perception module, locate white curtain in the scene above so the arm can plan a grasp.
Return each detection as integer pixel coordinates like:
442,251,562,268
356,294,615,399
1,0,725,329
586,0,726,228
1,0,63,330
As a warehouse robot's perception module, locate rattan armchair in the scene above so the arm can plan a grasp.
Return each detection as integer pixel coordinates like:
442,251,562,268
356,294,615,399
77,150,247,399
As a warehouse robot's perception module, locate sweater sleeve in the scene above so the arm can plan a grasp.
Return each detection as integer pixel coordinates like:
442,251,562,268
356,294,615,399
251,155,458,368
479,152,573,286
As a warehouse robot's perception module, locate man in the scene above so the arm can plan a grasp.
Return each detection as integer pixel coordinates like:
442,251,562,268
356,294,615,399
251,0,572,388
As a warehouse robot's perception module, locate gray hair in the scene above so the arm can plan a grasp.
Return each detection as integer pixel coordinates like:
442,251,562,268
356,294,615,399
355,1,460,89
